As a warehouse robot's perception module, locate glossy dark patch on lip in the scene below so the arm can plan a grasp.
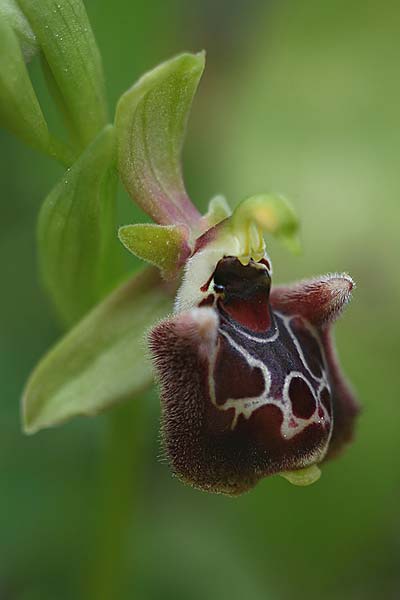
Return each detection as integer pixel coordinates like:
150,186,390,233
289,376,316,420
213,257,271,332
320,387,332,416
213,335,265,406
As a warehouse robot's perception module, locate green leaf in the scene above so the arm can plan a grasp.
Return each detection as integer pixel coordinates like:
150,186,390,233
18,0,108,149
0,0,38,61
23,268,173,433
38,125,120,325
118,223,191,279
115,52,205,228
0,17,50,153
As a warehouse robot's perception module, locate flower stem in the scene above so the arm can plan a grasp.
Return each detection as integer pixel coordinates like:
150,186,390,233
84,397,145,600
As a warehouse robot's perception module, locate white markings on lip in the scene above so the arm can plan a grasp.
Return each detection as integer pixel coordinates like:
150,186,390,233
281,313,324,382
209,329,271,429
207,312,332,443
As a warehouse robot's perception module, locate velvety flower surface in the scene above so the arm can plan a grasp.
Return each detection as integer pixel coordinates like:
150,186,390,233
149,202,360,495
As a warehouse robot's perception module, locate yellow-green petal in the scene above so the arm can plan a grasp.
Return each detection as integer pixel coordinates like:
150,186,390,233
118,223,191,279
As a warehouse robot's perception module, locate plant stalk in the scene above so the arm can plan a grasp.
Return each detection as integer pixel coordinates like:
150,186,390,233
84,397,145,600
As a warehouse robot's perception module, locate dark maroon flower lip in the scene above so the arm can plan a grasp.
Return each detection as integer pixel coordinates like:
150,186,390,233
150,248,359,495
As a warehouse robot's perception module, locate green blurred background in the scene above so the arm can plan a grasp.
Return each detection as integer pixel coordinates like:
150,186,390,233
1,0,399,598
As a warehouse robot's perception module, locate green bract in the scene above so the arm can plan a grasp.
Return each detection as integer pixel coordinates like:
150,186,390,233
0,17,50,154
18,0,108,151
23,269,173,433
38,125,120,325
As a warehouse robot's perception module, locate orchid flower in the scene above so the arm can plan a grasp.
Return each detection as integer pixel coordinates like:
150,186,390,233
1,2,359,495
116,54,360,494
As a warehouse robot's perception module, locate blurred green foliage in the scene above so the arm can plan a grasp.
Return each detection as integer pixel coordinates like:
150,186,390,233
1,0,399,598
